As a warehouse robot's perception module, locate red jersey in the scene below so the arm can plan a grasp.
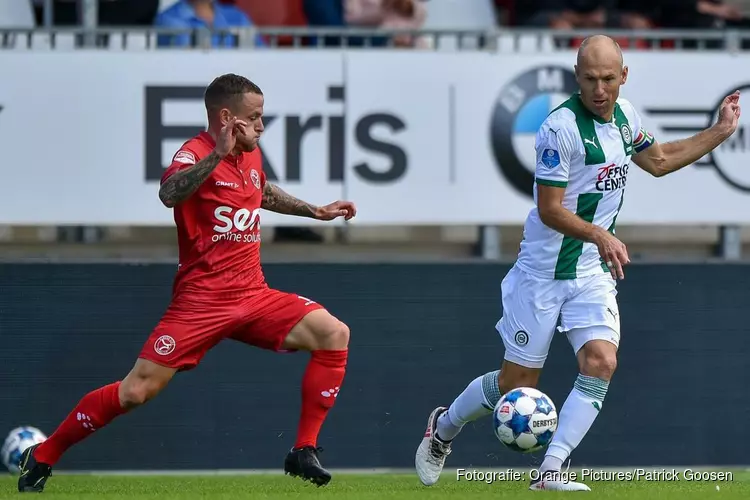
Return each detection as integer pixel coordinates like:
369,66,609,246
161,132,267,298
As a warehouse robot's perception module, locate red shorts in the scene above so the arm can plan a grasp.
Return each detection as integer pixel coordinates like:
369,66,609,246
138,289,325,371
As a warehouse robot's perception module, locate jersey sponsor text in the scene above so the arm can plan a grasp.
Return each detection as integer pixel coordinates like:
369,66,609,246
212,206,262,243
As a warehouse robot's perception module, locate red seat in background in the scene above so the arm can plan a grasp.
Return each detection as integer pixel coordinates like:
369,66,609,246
230,0,309,46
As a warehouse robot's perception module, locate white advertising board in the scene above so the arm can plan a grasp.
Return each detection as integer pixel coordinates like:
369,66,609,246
0,51,748,225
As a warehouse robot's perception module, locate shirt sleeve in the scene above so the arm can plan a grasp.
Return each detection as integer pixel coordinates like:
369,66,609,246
534,121,578,188
161,147,200,184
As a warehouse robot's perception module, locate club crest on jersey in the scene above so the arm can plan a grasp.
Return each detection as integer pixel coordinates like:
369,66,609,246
173,150,196,165
541,149,561,169
250,169,261,190
620,124,633,145
620,124,634,155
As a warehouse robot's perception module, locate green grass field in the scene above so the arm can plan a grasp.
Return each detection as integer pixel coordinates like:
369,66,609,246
1,470,748,499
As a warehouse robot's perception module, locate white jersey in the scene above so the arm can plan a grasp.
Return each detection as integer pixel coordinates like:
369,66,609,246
516,94,654,280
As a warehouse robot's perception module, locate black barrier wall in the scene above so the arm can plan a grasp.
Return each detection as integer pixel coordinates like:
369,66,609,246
0,263,748,470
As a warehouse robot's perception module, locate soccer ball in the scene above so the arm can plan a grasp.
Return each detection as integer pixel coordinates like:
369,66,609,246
493,387,557,453
1,427,47,474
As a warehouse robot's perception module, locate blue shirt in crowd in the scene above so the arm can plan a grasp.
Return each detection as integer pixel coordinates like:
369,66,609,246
155,1,265,48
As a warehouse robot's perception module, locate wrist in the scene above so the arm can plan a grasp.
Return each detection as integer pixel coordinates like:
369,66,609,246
212,148,228,159
590,226,609,245
712,121,734,140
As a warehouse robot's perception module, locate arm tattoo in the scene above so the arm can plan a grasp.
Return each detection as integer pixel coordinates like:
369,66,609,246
159,151,222,207
261,183,318,218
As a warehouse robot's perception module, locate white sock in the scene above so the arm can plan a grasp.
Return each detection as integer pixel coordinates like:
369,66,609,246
435,370,502,442
541,374,609,472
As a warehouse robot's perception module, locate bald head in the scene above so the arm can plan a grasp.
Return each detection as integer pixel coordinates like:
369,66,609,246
574,35,628,121
577,35,623,70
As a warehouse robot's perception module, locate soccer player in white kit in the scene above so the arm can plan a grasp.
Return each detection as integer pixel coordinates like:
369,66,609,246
415,35,741,491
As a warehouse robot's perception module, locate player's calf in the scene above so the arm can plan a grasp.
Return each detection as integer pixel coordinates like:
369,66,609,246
416,362,540,486
539,335,616,478
28,359,175,478
119,358,176,408
433,361,541,445
497,360,542,393
282,310,349,483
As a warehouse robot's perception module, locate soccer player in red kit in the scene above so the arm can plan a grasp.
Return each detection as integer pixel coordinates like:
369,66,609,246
18,74,356,493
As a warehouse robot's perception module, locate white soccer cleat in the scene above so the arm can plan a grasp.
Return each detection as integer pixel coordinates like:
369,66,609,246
415,406,452,486
529,470,591,491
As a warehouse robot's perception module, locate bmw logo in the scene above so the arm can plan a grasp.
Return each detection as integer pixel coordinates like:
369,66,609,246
490,66,579,197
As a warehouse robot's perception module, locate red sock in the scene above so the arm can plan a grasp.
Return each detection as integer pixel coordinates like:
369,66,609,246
294,349,348,449
34,382,127,466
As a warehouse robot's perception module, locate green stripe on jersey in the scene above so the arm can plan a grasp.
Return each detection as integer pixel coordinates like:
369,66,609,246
555,193,603,280
600,191,625,273
556,95,606,165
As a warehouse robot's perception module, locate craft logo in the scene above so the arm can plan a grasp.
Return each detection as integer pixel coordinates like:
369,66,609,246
644,84,750,192
490,66,579,198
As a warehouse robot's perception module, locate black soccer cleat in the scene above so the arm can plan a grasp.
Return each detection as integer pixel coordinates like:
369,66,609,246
284,446,332,486
17,444,52,493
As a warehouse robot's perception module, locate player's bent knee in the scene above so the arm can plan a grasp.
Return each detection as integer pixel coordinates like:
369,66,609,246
315,319,349,350
336,321,350,347
284,310,350,351
579,340,618,381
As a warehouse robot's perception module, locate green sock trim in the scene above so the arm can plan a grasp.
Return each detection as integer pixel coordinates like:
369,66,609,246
574,373,609,402
481,370,503,409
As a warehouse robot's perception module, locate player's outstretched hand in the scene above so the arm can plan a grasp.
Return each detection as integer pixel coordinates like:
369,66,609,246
215,117,249,157
595,230,630,280
315,201,357,221
717,90,741,136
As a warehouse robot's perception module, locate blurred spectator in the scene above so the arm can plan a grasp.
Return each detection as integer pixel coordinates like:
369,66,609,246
514,0,655,48
233,0,309,46
515,0,653,29
652,0,750,49
32,0,159,26
302,0,427,47
154,0,265,47
515,0,601,28
657,0,750,28
613,0,657,28
303,0,362,47
346,0,428,46
303,0,346,26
